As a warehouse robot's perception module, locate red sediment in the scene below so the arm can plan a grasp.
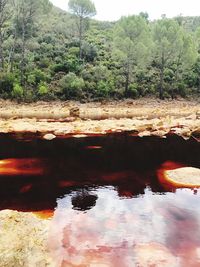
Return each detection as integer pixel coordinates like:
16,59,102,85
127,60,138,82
33,210,54,219
0,158,44,176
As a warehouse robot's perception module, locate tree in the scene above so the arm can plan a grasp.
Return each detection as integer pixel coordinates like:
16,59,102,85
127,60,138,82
68,0,96,59
0,0,200,102
0,0,9,70
153,18,197,99
173,32,197,97
12,0,51,85
113,15,152,96
192,58,200,93
192,27,200,92
139,12,149,22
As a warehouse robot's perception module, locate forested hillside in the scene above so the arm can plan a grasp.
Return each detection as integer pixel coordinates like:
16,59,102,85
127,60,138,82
0,0,200,102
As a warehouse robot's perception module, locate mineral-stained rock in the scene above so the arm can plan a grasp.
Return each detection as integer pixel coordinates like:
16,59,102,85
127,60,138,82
0,210,53,267
69,107,80,117
164,167,200,188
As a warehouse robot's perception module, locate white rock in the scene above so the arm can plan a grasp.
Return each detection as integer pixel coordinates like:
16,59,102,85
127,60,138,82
165,167,200,188
43,133,56,140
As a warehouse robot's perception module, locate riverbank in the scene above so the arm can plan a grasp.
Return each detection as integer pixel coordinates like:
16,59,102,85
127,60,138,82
0,98,199,140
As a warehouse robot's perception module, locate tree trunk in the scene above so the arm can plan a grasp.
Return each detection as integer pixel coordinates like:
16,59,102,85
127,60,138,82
79,16,83,60
159,68,164,100
159,54,165,100
7,42,15,73
20,21,26,86
124,62,130,97
125,71,129,97
0,32,4,70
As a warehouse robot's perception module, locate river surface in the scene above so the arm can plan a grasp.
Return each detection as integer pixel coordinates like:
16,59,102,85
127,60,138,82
0,133,199,266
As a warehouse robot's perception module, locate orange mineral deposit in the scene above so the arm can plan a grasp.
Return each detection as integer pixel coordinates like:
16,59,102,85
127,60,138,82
157,161,200,189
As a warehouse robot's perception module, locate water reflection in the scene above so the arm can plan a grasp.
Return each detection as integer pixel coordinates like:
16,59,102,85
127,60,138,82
0,158,44,176
71,190,98,211
49,187,200,267
0,134,198,266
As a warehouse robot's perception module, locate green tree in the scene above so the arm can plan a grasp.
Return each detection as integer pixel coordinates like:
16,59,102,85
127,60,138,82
113,15,152,96
0,0,200,102
68,0,96,59
152,18,197,99
0,0,9,70
12,0,51,85
172,31,197,97
194,27,200,92
139,12,149,22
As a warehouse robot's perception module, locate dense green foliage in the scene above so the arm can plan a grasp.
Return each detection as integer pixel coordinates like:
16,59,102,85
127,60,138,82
0,0,200,101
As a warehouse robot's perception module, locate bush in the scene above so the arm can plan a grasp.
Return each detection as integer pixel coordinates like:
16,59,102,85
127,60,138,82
96,80,110,98
37,58,51,68
52,55,80,74
27,69,49,86
38,82,48,95
24,89,36,103
82,42,98,62
84,81,96,93
12,83,23,100
68,47,79,57
59,72,84,99
148,85,156,95
0,73,15,96
128,83,139,98
177,82,187,98
164,68,174,82
52,63,69,73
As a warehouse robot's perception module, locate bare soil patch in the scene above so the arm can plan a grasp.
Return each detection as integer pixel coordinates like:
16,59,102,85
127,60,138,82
0,98,199,140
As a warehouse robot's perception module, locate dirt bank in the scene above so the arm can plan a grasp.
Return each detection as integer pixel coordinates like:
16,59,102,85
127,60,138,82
0,99,199,140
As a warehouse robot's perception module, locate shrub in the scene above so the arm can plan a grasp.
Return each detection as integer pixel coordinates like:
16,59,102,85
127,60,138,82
0,72,15,96
12,83,24,100
82,42,98,62
38,82,48,95
177,82,187,98
52,55,80,74
24,89,36,103
59,72,84,99
96,80,110,98
27,69,49,86
128,83,139,98
68,47,79,57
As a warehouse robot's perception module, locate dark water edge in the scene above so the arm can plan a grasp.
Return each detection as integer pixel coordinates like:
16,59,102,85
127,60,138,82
0,132,198,212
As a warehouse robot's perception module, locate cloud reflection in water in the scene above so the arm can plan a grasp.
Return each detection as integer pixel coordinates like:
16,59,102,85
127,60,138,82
49,186,200,267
